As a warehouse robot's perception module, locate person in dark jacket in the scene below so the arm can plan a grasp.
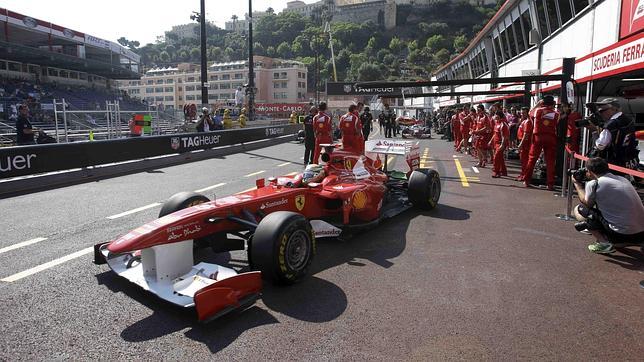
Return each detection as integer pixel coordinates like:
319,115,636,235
303,106,317,165
16,104,36,145
360,106,373,141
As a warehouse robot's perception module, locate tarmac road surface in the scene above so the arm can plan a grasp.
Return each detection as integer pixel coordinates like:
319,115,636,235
0,126,642,360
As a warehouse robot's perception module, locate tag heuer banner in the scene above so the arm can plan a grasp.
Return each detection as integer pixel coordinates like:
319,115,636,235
327,82,403,96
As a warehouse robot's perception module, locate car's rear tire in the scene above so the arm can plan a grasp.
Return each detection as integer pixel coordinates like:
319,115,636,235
408,169,441,210
250,211,315,285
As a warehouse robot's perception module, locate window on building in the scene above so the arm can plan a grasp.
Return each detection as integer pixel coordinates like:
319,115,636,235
155,96,164,101
234,73,243,79
179,96,183,101
187,77,195,82
155,87,164,92
545,0,560,34
178,86,183,91
146,87,154,93
511,17,526,54
273,72,279,79
47,68,58,76
535,0,550,38
166,79,174,84
493,35,504,65
222,74,230,80
185,85,195,91
165,96,174,101
209,75,218,80
220,93,230,99
572,0,589,15
164,87,173,92
281,82,288,88
520,10,533,49
186,95,195,100
208,94,218,100
280,72,287,78
503,26,516,59
156,79,164,84
481,51,489,72
178,78,183,83
210,83,218,89
559,0,573,24
273,82,280,89
220,83,231,89
0,61,6,70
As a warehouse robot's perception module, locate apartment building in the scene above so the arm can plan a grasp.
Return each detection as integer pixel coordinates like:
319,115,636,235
117,56,308,109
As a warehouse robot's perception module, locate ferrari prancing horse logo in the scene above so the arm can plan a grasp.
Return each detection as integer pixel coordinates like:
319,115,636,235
295,195,305,211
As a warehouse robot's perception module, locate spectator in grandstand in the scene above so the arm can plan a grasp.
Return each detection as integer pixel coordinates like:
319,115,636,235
15,104,36,145
572,157,644,254
590,98,639,170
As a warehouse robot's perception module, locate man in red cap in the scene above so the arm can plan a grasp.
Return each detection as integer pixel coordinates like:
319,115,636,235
312,102,333,163
524,95,560,190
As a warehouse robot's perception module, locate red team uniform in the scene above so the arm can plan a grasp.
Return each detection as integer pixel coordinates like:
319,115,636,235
340,111,364,154
459,111,472,151
452,113,462,148
474,113,492,150
524,104,560,189
491,117,510,177
565,111,582,154
312,111,333,163
516,116,533,181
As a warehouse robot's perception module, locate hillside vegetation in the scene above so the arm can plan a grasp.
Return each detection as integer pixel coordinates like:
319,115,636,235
120,1,501,87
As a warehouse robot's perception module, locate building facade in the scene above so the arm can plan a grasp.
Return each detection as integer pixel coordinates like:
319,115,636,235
431,0,644,114
224,11,270,33
165,23,198,42
116,56,308,109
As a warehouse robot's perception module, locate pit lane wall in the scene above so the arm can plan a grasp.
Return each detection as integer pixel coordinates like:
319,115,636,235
0,124,301,180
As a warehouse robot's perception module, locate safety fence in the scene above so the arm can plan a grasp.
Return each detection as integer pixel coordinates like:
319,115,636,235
0,124,301,180
556,146,644,221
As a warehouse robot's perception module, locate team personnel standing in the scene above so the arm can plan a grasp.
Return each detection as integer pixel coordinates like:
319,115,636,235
516,107,533,181
383,103,394,138
340,104,364,154
313,102,333,163
561,102,582,154
457,107,473,152
472,104,492,167
451,108,462,149
523,96,560,190
361,106,373,141
303,106,317,165
489,110,510,178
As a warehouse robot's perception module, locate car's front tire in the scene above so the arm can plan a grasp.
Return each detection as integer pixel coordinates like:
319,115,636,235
408,169,441,210
250,211,315,285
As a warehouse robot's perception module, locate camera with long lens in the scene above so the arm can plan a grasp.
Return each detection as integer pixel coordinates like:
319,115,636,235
575,103,604,128
567,167,588,183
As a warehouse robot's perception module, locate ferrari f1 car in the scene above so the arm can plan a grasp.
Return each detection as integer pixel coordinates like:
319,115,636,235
94,139,441,322
401,124,432,139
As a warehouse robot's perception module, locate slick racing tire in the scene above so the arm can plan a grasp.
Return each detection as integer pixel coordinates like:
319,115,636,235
408,168,441,210
158,192,215,250
251,211,315,285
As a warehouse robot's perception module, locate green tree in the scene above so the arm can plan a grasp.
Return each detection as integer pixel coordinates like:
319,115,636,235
453,35,468,53
407,40,418,52
277,42,292,58
389,37,403,54
433,48,451,65
357,62,381,81
159,50,170,63
266,46,276,57
425,35,447,53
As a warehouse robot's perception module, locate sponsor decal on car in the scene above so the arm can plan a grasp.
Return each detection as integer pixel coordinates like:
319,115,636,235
167,221,201,241
259,198,288,210
295,195,306,211
352,190,368,210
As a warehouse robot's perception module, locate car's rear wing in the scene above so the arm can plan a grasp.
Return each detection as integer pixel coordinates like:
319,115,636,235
365,140,420,172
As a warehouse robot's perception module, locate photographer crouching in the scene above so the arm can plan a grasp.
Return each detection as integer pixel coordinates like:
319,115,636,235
571,157,644,254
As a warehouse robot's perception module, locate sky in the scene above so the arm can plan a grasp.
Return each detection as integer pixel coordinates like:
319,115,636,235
0,0,317,45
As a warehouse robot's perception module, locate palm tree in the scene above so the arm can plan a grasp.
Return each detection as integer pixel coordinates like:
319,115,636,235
266,7,274,15
231,15,238,31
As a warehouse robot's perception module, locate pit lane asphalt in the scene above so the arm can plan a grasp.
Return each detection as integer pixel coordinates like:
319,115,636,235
0,127,642,360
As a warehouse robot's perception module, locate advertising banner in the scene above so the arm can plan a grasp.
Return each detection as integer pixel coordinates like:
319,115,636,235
0,125,300,179
620,0,644,39
327,82,403,96
255,103,309,114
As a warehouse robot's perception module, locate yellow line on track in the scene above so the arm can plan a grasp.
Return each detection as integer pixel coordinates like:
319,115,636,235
454,159,470,187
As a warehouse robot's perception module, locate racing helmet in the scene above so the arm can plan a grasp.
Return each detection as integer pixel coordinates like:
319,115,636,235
302,164,325,185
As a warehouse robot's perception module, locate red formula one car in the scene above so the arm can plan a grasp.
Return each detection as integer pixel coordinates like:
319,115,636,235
94,140,441,322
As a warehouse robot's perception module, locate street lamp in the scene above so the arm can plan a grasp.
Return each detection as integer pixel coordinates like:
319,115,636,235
191,0,208,106
246,0,256,122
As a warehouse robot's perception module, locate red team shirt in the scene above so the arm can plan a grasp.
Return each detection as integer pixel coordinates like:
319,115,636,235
313,112,333,141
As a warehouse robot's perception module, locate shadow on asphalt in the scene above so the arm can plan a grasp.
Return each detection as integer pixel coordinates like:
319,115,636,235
94,205,459,353
603,247,644,271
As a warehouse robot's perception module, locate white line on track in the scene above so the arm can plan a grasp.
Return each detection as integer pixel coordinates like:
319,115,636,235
194,182,226,193
285,171,299,176
472,166,480,173
277,162,292,167
0,237,48,255
1,247,93,283
106,203,162,220
244,170,265,177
